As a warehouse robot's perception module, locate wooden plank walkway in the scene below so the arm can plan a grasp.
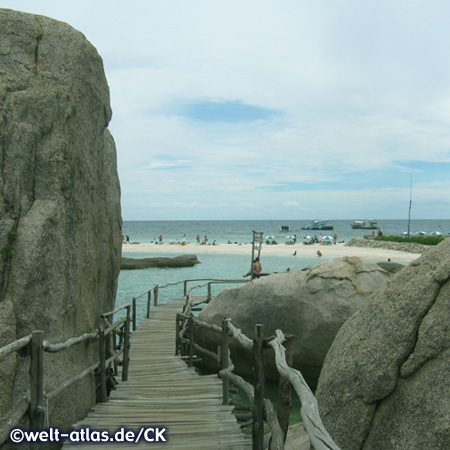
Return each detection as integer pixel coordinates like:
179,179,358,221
64,298,250,449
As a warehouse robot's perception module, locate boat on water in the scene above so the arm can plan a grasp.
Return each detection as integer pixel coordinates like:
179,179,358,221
280,225,290,232
301,220,334,231
351,220,378,230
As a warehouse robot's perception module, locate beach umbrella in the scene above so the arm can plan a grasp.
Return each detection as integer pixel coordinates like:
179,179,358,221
265,235,275,240
416,231,427,236
430,231,442,236
322,235,334,244
402,231,408,236
285,235,295,244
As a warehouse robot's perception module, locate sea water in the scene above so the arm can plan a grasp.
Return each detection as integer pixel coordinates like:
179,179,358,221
122,219,450,245
116,219,449,424
117,219,450,315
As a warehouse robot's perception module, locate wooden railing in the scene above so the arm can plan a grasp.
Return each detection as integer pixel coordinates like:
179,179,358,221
176,285,341,450
0,277,245,446
0,277,340,449
0,316,130,445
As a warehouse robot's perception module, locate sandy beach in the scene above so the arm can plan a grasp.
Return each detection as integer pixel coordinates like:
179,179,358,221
122,241,422,263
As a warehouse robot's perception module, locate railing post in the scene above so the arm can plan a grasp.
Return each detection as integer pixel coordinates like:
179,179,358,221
132,297,137,331
112,330,118,376
175,314,181,356
98,327,108,402
30,330,45,430
221,318,230,405
207,283,212,301
252,324,264,450
183,280,188,297
188,316,194,367
147,290,151,318
277,334,293,444
153,285,159,306
122,308,131,382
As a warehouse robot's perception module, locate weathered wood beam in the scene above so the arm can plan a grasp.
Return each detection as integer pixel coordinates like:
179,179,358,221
269,329,341,450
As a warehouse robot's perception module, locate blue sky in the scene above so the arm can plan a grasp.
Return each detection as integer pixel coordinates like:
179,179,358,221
3,1,450,220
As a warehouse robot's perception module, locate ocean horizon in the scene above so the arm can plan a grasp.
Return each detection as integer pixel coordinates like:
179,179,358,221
117,219,449,321
122,219,450,245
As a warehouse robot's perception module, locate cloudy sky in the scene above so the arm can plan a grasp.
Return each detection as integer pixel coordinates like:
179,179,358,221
3,1,450,220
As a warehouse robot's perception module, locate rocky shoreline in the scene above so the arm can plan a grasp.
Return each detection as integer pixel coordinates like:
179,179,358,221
345,238,432,254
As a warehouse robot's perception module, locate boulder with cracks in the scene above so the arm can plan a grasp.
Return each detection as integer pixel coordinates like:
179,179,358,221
316,238,450,450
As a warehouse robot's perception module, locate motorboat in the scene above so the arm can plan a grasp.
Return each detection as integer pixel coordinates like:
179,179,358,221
280,225,290,232
351,220,378,230
301,220,334,231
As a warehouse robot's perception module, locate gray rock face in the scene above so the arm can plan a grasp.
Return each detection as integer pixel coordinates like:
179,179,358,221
316,238,450,450
121,255,200,270
196,257,391,387
0,9,121,430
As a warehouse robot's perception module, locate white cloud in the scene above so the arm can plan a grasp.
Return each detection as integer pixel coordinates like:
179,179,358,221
3,0,450,219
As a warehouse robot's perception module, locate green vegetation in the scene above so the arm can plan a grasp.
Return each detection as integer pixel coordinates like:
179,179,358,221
1,225,18,261
376,235,445,246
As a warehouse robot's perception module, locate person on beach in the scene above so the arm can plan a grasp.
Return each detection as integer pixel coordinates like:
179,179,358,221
182,234,186,245
159,234,163,244
196,234,200,244
316,250,322,257
126,235,130,243
333,233,337,244
243,258,262,278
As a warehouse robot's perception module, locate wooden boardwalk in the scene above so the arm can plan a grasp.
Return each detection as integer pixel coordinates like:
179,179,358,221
64,298,250,449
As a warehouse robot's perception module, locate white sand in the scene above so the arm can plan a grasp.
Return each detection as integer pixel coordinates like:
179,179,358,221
122,241,421,263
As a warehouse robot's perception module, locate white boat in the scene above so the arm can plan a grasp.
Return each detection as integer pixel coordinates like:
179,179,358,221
351,220,378,230
301,220,334,231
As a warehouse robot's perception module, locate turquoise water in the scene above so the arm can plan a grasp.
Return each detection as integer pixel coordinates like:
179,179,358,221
117,250,320,319
115,219,449,428
117,219,450,317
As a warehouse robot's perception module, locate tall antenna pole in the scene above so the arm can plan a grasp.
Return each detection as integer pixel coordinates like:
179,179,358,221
407,174,412,238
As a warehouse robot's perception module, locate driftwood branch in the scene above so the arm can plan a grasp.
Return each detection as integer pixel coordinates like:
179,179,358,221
227,322,253,350
43,331,98,353
264,398,285,450
219,361,254,403
0,334,32,362
46,363,99,402
192,316,222,334
104,317,127,336
193,343,219,363
269,330,341,450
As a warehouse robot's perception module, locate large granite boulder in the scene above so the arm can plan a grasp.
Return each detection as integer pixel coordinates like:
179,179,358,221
316,238,450,450
0,9,121,432
195,257,391,387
